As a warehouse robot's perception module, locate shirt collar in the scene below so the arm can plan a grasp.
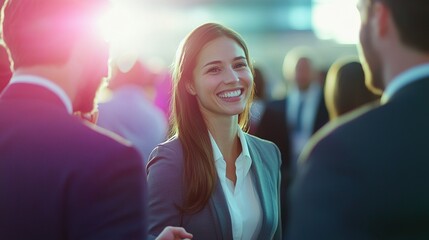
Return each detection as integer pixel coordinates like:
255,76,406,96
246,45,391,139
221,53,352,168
381,63,429,103
10,74,73,114
209,132,223,162
237,128,251,160
209,127,251,162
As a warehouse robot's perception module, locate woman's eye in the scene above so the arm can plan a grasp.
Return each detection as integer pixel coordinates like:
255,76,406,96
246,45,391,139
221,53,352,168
207,67,221,74
234,62,248,69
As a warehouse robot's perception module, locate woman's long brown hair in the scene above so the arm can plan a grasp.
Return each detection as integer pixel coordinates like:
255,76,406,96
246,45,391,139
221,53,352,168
170,23,254,214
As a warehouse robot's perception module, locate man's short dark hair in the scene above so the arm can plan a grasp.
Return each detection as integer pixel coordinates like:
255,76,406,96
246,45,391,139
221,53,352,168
376,0,429,52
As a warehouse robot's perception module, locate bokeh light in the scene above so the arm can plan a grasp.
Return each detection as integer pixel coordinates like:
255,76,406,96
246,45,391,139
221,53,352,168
312,0,360,44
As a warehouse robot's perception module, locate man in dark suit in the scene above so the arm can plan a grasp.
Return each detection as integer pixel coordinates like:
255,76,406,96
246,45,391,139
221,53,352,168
280,51,329,170
286,0,429,239
258,50,329,177
256,50,329,233
0,1,191,239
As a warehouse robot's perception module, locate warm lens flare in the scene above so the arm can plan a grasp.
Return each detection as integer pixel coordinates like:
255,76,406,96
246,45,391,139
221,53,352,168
312,0,360,44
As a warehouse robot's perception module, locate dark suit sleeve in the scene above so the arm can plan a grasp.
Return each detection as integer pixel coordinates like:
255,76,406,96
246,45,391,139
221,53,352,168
68,146,146,240
285,136,370,240
146,145,184,240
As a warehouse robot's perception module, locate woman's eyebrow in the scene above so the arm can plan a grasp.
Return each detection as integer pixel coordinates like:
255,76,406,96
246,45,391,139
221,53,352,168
202,56,246,68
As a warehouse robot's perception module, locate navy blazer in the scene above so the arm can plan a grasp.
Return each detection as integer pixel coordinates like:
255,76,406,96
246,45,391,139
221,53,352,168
287,77,429,239
147,134,282,240
0,83,147,239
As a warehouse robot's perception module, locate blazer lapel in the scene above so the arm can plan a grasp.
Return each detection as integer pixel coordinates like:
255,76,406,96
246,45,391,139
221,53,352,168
209,178,233,239
247,135,275,239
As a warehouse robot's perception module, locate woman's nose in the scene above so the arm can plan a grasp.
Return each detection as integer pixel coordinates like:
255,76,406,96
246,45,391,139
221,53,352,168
223,67,239,84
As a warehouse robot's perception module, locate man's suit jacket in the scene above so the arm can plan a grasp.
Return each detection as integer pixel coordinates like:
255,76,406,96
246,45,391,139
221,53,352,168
287,77,429,239
147,134,282,240
257,94,329,173
0,83,147,239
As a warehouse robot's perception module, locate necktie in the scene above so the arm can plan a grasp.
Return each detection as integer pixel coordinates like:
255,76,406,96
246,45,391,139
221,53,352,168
295,98,304,132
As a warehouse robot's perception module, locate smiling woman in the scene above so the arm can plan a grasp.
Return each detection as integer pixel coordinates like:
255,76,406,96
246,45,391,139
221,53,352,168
146,22,282,240
188,36,253,118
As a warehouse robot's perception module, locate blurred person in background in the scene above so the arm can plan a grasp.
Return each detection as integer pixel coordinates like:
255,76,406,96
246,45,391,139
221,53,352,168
287,0,429,239
97,59,168,163
249,66,268,134
256,47,329,233
0,1,146,239
154,70,174,120
0,0,191,239
281,48,329,172
147,23,282,240
324,57,380,120
250,65,290,234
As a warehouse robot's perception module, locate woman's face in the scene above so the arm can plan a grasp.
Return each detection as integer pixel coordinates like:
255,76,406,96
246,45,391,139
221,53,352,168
188,36,253,120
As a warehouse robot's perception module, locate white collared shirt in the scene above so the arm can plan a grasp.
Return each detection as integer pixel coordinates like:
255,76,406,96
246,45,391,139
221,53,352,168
209,129,262,240
9,74,73,114
381,63,429,103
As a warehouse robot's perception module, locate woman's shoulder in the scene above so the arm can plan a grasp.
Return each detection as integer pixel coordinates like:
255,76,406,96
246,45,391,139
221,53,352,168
155,136,183,151
245,133,279,150
147,136,184,171
244,133,281,167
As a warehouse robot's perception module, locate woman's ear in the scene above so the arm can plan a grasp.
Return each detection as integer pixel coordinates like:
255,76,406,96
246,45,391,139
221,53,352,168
185,81,196,95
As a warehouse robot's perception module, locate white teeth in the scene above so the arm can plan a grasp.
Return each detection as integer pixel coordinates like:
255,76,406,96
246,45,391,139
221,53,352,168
218,89,241,98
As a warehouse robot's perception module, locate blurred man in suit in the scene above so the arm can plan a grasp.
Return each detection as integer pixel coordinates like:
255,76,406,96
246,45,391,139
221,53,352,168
97,60,168,163
281,51,329,171
287,0,429,239
257,49,328,233
0,0,191,239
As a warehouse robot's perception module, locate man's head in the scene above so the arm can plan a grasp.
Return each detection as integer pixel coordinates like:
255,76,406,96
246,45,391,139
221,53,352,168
357,0,429,93
283,48,316,92
1,0,110,113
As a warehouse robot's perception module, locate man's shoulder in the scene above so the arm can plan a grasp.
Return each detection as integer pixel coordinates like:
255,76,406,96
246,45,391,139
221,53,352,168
34,113,142,163
72,120,143,161
300,102,383,159
320,102,382,138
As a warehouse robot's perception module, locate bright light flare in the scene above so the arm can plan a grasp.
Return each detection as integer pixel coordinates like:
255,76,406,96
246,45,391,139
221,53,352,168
312,0,360,44
99,3,142,48
96,1,185,72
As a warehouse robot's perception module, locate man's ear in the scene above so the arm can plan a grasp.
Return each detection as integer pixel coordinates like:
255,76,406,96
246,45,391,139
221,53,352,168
185,81,196,95
373,1,389,37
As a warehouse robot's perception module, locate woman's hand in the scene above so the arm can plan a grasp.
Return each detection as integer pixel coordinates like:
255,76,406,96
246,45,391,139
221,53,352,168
156,226,193,240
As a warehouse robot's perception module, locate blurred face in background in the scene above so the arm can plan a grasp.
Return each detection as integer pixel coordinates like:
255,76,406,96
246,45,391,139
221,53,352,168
294,57,313,91
357,0,385,94
188,36,253,120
